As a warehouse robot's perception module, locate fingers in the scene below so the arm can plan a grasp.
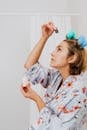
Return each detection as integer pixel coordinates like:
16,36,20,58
20,84,39,101
48,22,57,31
21,82,31,88
22,87,28,93
42,22,56,32
21,84,30,92
20,86,31,98
46,24,54,32
20,87,27,96
47,21,54,27
20,83,29,96
43,22,54,27
20,82,32,94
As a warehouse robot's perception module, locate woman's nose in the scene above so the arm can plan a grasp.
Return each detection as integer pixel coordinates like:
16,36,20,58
51,50,55,56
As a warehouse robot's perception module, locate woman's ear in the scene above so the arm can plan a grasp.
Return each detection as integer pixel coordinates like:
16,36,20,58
68,54,77,64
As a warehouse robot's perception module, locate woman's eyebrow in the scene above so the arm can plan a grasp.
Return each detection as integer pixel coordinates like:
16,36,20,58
56,45,62,48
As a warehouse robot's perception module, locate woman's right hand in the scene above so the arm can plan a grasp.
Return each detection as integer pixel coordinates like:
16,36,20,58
41,22,56,38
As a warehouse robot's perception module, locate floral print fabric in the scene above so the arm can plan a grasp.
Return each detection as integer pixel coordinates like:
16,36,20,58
24,62,87,130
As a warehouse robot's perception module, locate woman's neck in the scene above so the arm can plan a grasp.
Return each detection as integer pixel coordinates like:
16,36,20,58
59,67,70,81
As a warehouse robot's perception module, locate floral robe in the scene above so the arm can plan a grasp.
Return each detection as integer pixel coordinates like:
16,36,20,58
24,62,87,130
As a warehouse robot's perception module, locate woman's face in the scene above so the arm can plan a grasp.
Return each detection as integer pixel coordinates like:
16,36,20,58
50,41,70,69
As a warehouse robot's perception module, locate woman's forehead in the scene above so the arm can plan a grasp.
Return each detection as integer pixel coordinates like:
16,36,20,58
56,41,68,48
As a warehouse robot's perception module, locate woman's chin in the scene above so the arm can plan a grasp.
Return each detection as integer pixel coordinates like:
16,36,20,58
50,62,58,69
50,62,54,67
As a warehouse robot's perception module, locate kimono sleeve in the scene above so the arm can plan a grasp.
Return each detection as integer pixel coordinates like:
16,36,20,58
24,62,59,88
29,106,65,130
29,76,87,130
30,92,87,130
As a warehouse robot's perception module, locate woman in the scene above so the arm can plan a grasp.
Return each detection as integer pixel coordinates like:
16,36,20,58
20,22,87,130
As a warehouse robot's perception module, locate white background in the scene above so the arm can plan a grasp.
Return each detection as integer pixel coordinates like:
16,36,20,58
0,0,87,130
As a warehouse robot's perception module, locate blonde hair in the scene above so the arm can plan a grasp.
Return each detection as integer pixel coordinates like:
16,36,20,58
82,48,87,71
64,39,84,75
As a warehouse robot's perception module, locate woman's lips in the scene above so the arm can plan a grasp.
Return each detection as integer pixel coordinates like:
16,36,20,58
50,57,54,61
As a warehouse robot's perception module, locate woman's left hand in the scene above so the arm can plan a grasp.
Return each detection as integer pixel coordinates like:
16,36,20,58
20,83,45,111
20,83,39,102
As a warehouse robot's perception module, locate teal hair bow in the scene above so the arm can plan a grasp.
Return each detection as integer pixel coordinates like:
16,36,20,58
66,30,76,39
78,36,87,48
66,30,87,48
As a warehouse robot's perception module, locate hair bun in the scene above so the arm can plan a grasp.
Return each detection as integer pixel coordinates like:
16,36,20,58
66,30,87,48
66,30,76,39
78,36,87,48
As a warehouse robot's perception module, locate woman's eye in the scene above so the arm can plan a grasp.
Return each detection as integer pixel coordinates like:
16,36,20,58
57,47,61,51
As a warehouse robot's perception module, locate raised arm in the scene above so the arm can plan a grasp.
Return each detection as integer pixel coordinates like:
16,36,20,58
24,22,56,69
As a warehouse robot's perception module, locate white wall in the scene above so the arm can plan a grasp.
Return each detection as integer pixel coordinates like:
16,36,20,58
0,0,68,13
67,0,87,36
0,15,31,130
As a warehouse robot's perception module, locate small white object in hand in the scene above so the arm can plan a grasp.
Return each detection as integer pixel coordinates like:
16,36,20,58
22,75,46,100
22,76,29,86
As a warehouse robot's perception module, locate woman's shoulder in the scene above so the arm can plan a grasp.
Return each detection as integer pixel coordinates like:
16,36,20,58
70,71,87,92
80,71,87,85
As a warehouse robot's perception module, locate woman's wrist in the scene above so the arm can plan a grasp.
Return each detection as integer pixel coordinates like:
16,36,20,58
35,95,45,111
41,35,49,41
